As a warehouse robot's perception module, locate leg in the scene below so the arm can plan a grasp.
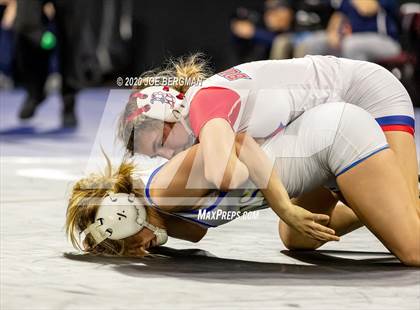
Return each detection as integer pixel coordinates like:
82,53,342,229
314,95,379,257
54,0,79,127
269,34,292,60
337,149,420,266
341,33,401,61
293,31,331,58
384,131,420,215
14,0,50,119
340,58,418,212
279,187,363,250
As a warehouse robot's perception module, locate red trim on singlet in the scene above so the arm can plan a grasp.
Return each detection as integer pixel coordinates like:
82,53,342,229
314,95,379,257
189,87,241,137
380,125,414,136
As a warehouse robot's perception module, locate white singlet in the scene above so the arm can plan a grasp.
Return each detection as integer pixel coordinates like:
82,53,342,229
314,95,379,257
185,55,415,140
144,102,389,228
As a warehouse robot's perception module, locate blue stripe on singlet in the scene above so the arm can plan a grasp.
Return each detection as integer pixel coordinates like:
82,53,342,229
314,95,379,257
144,163,218,228
336,145,389,177
144,164,165,207
186,191,228,214
375,115,415,127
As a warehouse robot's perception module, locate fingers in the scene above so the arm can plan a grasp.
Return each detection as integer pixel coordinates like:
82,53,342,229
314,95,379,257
312,213,330,225
311,230,340,242
313,222,336,236
307,214,339,242
316,230,339,241
308,222,340,242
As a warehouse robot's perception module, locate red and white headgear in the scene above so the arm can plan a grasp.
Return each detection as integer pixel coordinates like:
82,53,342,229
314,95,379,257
126,86,188,123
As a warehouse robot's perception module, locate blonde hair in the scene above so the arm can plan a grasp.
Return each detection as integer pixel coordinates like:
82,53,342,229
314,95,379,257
117,53,212,155
65,157,155,256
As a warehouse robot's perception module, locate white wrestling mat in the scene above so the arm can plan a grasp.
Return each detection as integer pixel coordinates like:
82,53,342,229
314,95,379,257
2,158,420,310
1,91,419,310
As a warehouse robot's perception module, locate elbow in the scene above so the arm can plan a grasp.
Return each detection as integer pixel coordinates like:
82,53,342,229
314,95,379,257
148,188,169,210
204,166,226,191
190,230,207,243
226,164,249,190
204,161,249,192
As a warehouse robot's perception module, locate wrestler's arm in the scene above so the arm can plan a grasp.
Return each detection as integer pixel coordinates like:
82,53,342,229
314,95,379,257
150,134,338,241
199,118,250,191
280,188,362,250
124,195,208,254
158,211,208,243
149,143,213,212
188,88,250,192
199,118,302,219
326,12,344,48
234,134,339,241
123,211,207,255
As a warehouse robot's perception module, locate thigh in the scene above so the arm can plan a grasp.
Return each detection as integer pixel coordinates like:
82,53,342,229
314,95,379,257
339,59,417,209
292,187,338,215
385,131,420,214
269,34,292,60
337,148,420,265
342,33,401,61
294,31,330,57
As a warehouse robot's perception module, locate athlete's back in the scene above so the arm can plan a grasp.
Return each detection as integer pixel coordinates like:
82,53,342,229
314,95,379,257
186,56,343,139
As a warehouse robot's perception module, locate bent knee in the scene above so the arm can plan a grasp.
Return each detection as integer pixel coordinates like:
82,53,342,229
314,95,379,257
398,249,420,267
279,222,321,251
282,240,320,251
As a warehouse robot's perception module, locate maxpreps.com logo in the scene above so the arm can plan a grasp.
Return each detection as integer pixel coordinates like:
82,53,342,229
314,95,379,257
218,67,251,81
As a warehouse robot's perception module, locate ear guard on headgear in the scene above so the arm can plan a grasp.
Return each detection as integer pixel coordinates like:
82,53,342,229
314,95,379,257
82,192,168,249
127,86,188,123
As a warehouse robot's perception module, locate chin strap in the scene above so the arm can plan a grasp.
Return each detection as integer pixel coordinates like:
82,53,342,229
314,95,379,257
80,223,108,250
142,222,168,245
80,221,168,250
177,114,193,137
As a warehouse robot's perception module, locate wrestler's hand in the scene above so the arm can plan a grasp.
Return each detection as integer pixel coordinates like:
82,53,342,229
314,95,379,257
124,227,158,256
281,205,340,242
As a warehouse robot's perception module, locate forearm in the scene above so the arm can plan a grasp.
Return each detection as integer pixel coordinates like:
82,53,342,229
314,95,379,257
151,134,292,216
200,119,249,191
149,145,212,212
235,134,294,217
150,133,336,241
161,212,208,243
326,12,343,34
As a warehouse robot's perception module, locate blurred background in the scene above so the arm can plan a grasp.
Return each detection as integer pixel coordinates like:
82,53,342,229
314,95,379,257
0,0,419,156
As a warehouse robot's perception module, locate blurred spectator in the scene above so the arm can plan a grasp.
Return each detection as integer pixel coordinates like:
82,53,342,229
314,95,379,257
14,0,79,127
265,0,295,59
230,0,295,61
0,0,16,89
294,0,334,32
295,0,401,61
12,0,134,128
377,3,420,107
